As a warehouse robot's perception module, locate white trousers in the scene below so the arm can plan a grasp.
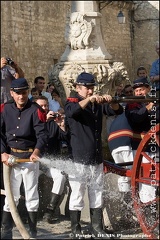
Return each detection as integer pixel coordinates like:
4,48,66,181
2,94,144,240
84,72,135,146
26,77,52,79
4,162,39,212
133,150,156,204
47,167,66,195
112,148,133,192
68,163,104,211
112,148,156,203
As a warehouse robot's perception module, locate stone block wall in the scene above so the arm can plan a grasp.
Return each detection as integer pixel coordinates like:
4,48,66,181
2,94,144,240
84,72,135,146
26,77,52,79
100,1,159,82
1,1,71,88
131,1,159,80
100,3,133,81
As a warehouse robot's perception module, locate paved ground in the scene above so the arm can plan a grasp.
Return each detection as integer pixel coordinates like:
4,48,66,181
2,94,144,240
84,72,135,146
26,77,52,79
12,172,158,240
12,214,148,240
2,173,158,239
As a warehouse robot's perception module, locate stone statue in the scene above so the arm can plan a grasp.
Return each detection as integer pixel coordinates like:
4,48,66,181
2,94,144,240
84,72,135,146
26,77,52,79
92,62,130,95
68,12,92,50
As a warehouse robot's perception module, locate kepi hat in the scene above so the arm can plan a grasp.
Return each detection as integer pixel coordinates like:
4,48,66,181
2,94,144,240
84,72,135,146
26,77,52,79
10,78,29,92
73,72,96,86
132,77,150,89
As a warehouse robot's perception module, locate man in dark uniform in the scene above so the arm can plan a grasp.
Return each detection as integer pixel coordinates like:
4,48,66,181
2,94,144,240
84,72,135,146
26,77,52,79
108,111,133,193
125,77,159,203
34,96,69,224
64,72,123,239
1,78,48,239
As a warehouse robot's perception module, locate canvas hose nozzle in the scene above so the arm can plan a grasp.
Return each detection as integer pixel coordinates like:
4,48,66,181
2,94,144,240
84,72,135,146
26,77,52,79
8,155,33,165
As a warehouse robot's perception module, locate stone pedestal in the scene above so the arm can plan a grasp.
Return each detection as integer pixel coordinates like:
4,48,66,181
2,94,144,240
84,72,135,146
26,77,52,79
60,1,112,62
48,1,130,100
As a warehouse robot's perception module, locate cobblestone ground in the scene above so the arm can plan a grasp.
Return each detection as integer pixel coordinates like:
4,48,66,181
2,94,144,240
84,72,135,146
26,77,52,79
12,214,148,240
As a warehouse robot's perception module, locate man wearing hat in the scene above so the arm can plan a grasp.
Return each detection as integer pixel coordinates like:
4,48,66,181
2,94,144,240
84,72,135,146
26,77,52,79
1,78,49,239
125,77,159,204
64,72,123,239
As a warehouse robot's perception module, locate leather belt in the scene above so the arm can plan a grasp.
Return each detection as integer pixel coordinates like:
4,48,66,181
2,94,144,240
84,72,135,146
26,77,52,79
11,148,34,153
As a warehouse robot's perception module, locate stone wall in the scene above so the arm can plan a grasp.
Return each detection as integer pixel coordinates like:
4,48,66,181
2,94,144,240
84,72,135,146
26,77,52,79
131,1,159,79
1,1,71,88
100,1,159,82
1,1,159,88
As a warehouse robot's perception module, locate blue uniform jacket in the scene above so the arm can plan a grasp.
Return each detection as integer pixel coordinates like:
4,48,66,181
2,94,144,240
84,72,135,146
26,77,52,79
1,99,49,159
45,119,70,155
108,112,132,153
125,102,159,150
64,94,123,165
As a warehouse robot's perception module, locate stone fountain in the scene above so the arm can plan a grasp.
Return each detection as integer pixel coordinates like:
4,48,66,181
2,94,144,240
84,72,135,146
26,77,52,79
48,1,130,102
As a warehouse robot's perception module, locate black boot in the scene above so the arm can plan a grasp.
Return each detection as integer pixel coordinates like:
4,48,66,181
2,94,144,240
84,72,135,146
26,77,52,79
1,211,13,239
90,208,113,239
69,210,85,239
43,193,61,224
28,211,37,238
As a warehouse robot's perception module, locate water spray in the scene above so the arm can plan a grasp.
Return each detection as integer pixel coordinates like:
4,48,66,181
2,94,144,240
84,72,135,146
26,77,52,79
7,155,77,176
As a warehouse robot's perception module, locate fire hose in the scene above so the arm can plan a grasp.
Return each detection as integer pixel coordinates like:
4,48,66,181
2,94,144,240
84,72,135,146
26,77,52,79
90,95,159,104
111,96,159,103
3,157,34,239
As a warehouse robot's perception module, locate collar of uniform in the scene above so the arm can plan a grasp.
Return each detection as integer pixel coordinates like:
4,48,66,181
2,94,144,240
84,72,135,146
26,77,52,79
12,99,31,111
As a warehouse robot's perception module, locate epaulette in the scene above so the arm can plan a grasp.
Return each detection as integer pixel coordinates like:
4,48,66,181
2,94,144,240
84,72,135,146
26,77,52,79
32,102,46,122
0,100,14,112
0,103,5,113
67,97,79,103
37,109,46,123
127,103,141,110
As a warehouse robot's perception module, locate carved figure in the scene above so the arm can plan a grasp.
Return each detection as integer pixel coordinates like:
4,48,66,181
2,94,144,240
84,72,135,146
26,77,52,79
48,63,66,99
112,62,130,84
92,62,130,96
69,13,92,50
62,62,84,91
93,64,107,83
105,62,130,95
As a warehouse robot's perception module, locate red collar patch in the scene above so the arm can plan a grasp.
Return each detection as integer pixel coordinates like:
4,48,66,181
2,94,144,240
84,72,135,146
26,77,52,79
67,97,79,103
0,103,5,113
37,109,46,122
127,103,141,110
